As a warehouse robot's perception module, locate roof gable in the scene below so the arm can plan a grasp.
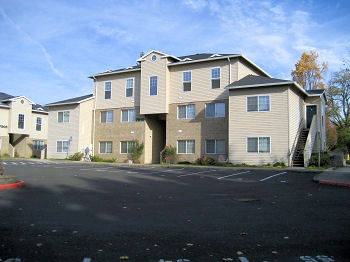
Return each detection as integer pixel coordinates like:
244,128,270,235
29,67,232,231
46,94,94,107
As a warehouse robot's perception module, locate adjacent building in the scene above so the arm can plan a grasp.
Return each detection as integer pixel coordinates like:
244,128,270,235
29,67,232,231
0,92,48,158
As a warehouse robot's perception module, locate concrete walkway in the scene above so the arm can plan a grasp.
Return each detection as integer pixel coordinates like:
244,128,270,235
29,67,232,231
314,166,350,187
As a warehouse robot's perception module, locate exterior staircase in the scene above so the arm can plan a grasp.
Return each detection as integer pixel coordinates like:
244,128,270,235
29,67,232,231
292,128,309,167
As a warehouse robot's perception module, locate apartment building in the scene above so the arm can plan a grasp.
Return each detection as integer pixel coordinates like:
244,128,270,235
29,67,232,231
46,94,94,159
0,92,48,158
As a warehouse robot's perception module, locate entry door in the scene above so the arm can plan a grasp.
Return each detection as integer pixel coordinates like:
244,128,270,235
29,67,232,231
306,105,317,128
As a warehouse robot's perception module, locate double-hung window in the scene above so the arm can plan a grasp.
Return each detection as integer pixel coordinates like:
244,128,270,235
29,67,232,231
122,109,136,122
105,82,112,99
177,140,195,154
33,140,45,150
120,141,134,154
126,78,134,97
58,111,70,123
36,117,42,131
205,102,225,118
100,141,112,154
57,141,69,153
206,139,225,154
183,71,192,92
149,76,158,96
18,114,24,129
178,104,195,119
101,111,114,123
211,67,220,89
247,137,270,153
247,95,270,112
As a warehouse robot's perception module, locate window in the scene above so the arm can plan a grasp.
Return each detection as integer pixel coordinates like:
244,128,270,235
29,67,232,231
33,140,45,150
36,117,42,131
177,140,195,154
105,81,111,99
247,137,270,153
126,78,134,97
122,109,136,122
183,71,192,91
58,111,70,123
247,95,270,112
101,111,114,123
211,67,220,89
18,114,24,129
205,102,225,118
100,141,112,154
178,104,195,119
120,141,134,154
150,76,158,96
206,139,225,154
57,141,69,153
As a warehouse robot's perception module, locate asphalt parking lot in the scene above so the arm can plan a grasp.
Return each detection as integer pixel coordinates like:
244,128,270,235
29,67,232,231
0,160,349,262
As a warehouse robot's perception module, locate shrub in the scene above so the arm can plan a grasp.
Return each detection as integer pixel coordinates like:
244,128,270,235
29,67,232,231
309,153,331,167
273,162,286,167
162,145,177,164
68,152,84,161
196,156,216,166
132,140,144,163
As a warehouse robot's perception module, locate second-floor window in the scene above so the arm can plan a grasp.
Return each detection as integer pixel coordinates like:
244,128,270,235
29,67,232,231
178,104,195,119
247,95,270,112
36,117,42,131
105,81,112,99
150,76,158,96
211,67,220,89
126,78,134,97
122,109,136,122
205,102,225,118
101,111,114,123
18,114,24,129
183,71,192,92
58,111,70,123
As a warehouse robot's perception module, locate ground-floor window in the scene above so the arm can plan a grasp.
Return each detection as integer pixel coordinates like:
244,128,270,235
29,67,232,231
177,140,195,154
33,140,45,150
120,141,134,154
100,141,113,154
247,137,270,153
57,141,69,153
206,139,225,154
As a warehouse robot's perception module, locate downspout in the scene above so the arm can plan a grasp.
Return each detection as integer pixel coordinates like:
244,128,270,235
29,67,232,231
227,57,231,83
92,76,97,156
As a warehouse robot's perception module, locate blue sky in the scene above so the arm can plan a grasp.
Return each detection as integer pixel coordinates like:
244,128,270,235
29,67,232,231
0,0,349,105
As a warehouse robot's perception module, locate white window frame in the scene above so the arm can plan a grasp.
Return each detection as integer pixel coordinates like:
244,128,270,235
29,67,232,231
104,81,112,99
178,104,195,119
205,102,225,118
36,117,42,131
99,141,113,154
33,140,45,150
101,110,114,123
149,76,158,96
121,109,136,122
246,136,271,153
177,140,195,154
57,140,69,153
211,67,221,89
120,141,134,154
183,71,192,92
126,78,134,97
58,111,70,123
247,95,270,112
18,114,25,129
205,139,226,154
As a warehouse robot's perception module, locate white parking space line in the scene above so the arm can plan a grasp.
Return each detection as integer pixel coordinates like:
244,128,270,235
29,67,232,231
217,170,251,180
260,171,287,182
239,257,250,262
178,169,216,178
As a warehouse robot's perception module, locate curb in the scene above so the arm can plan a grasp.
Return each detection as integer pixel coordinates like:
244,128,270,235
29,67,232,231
318,180,350,187
0,180,25,190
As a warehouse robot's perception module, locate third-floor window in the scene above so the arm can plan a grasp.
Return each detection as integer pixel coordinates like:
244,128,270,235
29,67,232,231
126,78,134,97
211,67,220,89
149,76,158,96
183,71,192,92
104,81,111,99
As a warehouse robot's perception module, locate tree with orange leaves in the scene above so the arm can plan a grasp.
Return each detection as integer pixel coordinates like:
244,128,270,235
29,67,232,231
291,51,328,90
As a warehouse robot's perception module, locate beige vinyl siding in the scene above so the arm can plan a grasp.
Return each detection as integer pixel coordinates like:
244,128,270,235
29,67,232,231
47,104,80,159
167,100,228,162
169,60,230,104
140,52,169,114
94,72,141,110
78,99,94,151
229,86,290,165
8,97,33,134
0,107,9,136
237,60,262,80
31,112,48,139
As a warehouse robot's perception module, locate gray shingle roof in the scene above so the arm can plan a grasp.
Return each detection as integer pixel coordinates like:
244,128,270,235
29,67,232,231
227,75,292,88
0,92,48,112
46,94,94,106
